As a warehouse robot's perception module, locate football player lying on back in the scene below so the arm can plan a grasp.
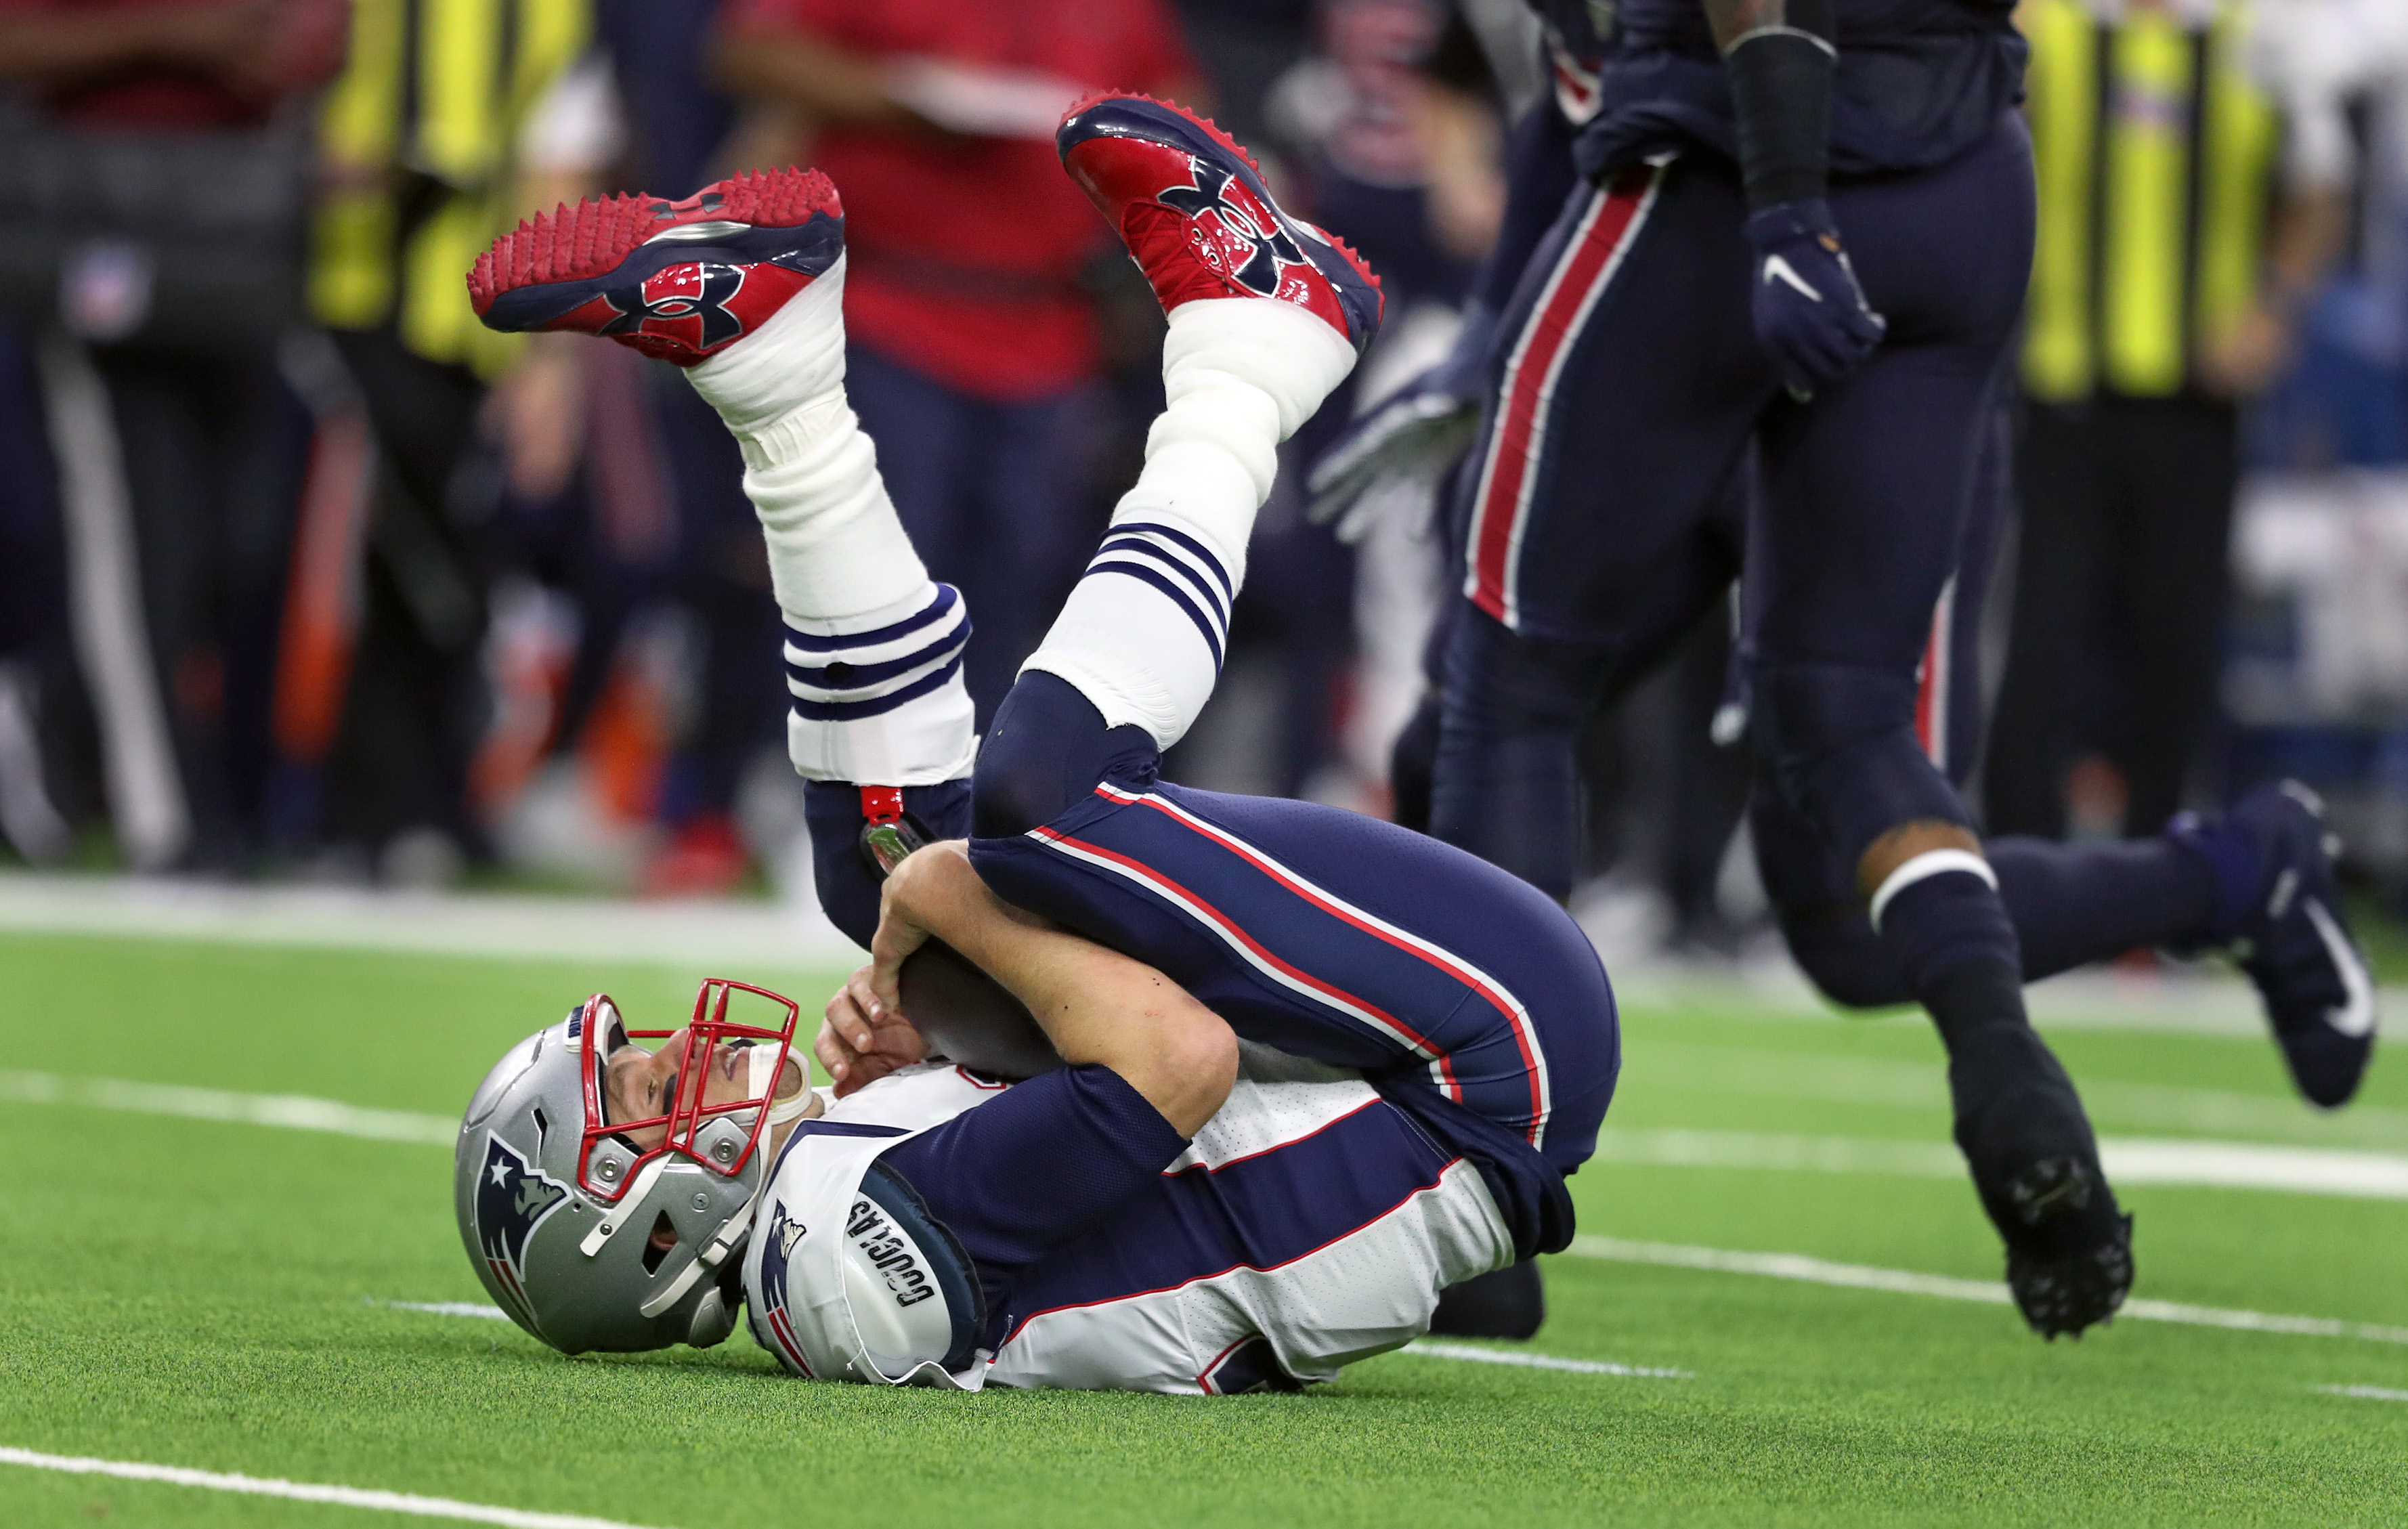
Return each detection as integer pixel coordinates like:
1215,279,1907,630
454,94,1621,1390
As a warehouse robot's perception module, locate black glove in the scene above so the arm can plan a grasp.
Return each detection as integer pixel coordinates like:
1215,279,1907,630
1742,198,1885,400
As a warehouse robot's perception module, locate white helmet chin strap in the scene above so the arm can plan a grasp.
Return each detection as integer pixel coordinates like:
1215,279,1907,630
750,1041,816,1127
637,1187,759,1318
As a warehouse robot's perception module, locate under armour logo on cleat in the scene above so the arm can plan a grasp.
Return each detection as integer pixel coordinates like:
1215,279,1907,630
601,263,747,349
1158,160,1303,297
1762,255,1823,301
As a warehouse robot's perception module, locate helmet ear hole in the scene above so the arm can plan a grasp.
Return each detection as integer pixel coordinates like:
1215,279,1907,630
641,1210,679,1274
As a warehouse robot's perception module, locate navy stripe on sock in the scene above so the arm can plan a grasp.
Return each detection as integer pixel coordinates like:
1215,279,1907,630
781,584,958,655
1085,562,1226,670
1109,523,1232,603
789,651,966,721
1092,537,1229,633
786,624,971,693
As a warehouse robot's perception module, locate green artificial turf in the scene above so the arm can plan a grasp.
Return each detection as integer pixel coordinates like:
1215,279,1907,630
4,930,2407,1527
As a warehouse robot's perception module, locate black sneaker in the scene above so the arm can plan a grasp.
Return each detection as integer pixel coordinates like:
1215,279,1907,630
1948,1021,2134,1338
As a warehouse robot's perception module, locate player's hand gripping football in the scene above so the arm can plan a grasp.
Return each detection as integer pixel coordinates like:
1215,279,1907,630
817,965,930,1097
817,859,944,1095
1742,198,1885,400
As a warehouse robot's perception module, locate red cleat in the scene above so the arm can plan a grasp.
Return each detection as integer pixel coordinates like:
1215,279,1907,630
468,168,843,366
1057,93,1383,354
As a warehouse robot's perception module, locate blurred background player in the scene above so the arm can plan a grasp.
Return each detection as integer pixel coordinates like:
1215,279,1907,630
305,0,596,876
1417,0,2141,1337
0,0,345,871
1312,0,2380,1339
1986,0,2346,846
707,0,1197,729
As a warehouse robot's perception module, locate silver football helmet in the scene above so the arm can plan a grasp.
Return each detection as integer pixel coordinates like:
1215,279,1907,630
453,980,804,1354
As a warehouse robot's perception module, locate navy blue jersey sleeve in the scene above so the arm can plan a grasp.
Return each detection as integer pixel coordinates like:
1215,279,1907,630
876,1064,1190,1325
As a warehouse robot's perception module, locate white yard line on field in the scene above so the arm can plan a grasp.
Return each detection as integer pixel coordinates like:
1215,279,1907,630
17,1067,2408,1203
0,1447,668,1529
0,869,856,968
0,1070,454,1145
1588,1127,2408,1200
1569,1237,2408,1345
1402,1341,1687,1378
1635,1041,2408,1153
6,872,2389,1040
1609,957,2301,1038
377,1300,515,1320
2317,1384,2408,1402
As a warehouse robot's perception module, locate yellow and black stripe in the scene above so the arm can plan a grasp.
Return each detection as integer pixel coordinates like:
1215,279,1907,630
311,0,588,374
2021,0,2277,401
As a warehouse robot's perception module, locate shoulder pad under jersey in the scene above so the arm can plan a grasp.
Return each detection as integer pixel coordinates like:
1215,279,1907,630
742,1081,996,1387
818,1060,1012,1132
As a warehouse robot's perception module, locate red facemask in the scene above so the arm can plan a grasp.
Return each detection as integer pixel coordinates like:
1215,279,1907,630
572,978,802,1203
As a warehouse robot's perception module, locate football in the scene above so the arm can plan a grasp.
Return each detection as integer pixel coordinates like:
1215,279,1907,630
896,938,1064,1079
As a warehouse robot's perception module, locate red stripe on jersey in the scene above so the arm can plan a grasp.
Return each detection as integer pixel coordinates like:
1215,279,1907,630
999,1161,1460,1348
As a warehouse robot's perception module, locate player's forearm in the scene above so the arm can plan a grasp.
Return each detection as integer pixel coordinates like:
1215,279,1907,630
884,845,1236,1135
1702,0,1836,210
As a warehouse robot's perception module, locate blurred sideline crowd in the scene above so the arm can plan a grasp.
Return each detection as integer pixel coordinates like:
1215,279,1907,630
3,0,2408,962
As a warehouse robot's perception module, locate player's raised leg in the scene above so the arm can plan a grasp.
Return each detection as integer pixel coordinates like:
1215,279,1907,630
964,102,1616,1249
973,89,1375,832
1007,93,1377,758
470,171,978,943
1750,409,2375,1106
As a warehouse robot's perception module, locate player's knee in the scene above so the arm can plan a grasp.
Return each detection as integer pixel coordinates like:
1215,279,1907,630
1750,660,1968,866
1127,1006,1238,1138
1440,602,1604,727
1778,907,1913,1010
968,737,1060,842
972,671,1155,840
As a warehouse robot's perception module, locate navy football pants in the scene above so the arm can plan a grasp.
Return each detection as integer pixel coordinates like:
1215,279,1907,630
1438,116,2034,881
965,674,1620,1183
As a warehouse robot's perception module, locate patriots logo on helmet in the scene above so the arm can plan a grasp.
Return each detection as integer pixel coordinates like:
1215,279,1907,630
475,1135,569,1334
600,263,748,351
1157,160,1304,299
754,1200,815,1376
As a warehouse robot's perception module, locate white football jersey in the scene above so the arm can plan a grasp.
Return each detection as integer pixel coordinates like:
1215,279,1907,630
740,1047,1511,1394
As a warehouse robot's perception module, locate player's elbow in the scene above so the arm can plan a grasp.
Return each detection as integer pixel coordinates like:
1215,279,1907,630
1137,1005,1238,1139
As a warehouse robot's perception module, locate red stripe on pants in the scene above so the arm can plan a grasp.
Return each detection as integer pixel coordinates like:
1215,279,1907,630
1466,166,1656,626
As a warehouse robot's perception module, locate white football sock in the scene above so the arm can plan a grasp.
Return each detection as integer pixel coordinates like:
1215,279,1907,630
685,253,973,784
782,584,976,785
1023,299,1357,748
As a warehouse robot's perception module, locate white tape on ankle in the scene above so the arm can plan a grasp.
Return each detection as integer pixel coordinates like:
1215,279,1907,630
1868,848,1998,932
